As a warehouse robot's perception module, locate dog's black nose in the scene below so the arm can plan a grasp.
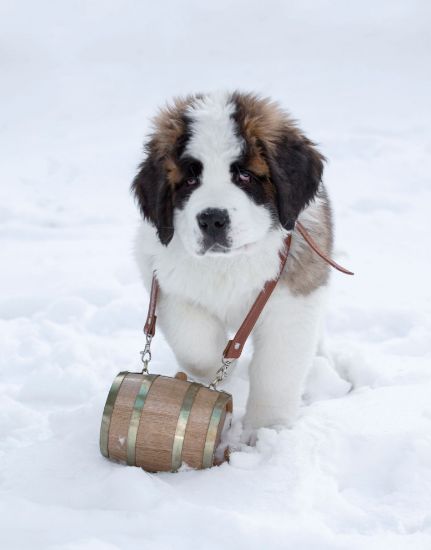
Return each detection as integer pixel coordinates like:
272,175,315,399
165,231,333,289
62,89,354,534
197,208,229,237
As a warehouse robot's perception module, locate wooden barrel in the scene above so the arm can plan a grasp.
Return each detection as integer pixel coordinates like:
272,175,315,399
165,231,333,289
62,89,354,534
100,371,233,472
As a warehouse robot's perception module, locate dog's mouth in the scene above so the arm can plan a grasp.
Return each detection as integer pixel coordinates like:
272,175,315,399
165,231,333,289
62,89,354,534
197,241,257,257
196,242,229,256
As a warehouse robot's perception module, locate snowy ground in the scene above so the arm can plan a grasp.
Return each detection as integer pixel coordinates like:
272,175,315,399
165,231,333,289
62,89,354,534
1,1,431,549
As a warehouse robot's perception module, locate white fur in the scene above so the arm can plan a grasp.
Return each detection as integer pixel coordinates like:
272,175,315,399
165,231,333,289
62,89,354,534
133,93,328,434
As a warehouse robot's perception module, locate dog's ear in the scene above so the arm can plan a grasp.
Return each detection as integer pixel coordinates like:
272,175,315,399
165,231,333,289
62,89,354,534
268,135,325,230
131,148,174,245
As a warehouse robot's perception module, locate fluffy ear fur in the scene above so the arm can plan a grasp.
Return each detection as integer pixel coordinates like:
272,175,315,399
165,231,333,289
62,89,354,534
269,136,325,230
131,150,174,245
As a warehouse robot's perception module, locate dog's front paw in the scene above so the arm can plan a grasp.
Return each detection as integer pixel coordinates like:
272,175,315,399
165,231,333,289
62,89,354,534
241,413,294,446
240,422,292,447
240,426,259,447
243,403,298,434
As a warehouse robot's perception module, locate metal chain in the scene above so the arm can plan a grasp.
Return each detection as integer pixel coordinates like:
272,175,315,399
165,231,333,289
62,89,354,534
140,333,153,374
209,357,235,390
141,330,234,388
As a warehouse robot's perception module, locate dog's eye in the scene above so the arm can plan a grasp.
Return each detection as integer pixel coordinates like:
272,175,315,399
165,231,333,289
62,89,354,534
238,170,251,184
186,176,199,186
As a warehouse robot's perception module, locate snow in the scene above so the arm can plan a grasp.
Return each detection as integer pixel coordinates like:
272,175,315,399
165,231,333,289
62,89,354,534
1,1,431,548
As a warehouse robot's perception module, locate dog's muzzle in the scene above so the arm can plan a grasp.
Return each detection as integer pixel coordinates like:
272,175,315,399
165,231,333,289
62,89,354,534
196,208,231,253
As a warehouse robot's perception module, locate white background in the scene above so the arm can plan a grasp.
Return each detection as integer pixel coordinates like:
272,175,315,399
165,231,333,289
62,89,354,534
1,1,431,548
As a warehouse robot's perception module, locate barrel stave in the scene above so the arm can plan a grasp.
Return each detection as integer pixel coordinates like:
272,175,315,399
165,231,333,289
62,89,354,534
181,387,220,469
135,376,190,471
108,373,145,463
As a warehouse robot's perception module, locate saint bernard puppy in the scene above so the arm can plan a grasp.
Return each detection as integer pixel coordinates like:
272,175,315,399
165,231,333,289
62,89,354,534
132,91,332,438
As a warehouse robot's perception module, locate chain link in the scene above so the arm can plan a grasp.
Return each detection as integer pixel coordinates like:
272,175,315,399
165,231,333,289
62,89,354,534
209,357,235,390
140,331,235,387
140,333,153,374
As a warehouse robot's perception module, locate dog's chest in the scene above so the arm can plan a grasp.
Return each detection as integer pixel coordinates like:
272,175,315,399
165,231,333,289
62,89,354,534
155,247,282,328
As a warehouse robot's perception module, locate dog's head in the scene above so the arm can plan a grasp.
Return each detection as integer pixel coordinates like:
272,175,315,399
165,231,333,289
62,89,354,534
132,91,324,256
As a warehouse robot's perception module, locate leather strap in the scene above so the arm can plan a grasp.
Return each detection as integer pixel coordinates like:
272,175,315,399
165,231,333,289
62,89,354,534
296,221,354,275
222,233,292,359
143,274,159,337
143,224,353,360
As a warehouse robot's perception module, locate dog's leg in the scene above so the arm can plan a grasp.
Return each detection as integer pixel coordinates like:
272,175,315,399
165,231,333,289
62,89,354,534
243,284,328,436
157,293,227,381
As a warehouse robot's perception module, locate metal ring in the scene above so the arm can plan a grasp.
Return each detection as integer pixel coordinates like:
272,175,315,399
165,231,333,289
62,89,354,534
202,392,232,469
126,374,159,466
99,372,128,458
171,383,202,472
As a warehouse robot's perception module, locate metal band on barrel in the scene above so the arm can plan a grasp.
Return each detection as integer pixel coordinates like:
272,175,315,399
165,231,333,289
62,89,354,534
126,374,159,466
171,383,202,472
202,392,231,469
100,371,128,458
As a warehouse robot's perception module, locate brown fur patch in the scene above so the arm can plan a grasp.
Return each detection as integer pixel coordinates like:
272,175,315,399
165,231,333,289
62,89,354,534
150,94,200,160
262,178,276,202
282,187,333,295
245,148,270,177
164,157,182,187
232,91,306,154
146,94,203,190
